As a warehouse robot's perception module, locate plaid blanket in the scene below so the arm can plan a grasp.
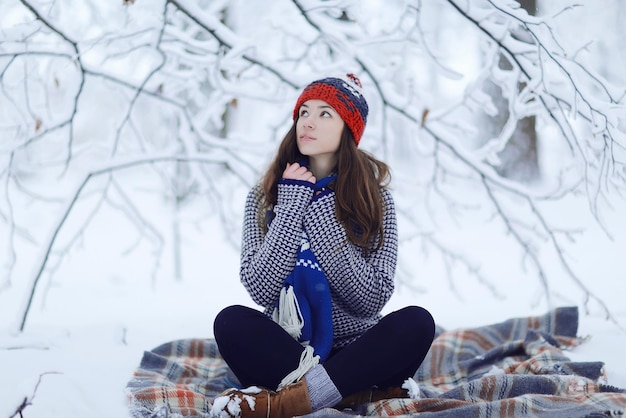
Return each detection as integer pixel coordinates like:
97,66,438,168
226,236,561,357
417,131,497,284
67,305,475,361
126,307,626,417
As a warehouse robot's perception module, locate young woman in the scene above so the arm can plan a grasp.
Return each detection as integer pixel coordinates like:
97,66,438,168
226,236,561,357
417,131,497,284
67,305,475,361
212,74,435,417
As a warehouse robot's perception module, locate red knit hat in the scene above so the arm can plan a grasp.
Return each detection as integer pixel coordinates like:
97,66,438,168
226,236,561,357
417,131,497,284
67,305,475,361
292,74,369,146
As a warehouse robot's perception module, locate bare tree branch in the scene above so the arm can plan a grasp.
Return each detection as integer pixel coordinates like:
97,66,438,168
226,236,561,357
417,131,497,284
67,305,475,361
18,0,86,168
17,152,241,331
8,372,61,418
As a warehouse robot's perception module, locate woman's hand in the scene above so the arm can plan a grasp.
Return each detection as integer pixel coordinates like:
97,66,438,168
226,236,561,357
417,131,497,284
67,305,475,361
283,162,316,184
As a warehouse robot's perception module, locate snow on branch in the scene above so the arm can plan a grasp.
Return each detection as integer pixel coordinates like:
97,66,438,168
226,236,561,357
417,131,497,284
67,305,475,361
16,152,239,332
16,0,86,167
451,0,626,205
2,0,261,329
168,0,301,88
287,0,625,318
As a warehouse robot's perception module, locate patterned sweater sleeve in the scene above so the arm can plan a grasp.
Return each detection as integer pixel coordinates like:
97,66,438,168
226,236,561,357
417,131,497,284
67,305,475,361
305,188,397,318
239,180,315,310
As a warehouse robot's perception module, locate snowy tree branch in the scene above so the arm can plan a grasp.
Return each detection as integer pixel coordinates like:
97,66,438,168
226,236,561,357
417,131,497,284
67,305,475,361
18,0,86,167
449,0,625,201
17,152,239,331
167,0,300,88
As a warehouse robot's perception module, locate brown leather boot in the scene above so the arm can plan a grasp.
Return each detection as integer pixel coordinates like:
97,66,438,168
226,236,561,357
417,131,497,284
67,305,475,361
334,386,408,410
211,379,313,418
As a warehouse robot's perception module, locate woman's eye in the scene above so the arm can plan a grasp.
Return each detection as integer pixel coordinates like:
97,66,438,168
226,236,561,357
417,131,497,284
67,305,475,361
321,111,331,117
299,109,309,117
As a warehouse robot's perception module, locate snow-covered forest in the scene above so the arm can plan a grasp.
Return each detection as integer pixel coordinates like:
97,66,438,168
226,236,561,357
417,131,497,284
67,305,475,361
1,0,625,417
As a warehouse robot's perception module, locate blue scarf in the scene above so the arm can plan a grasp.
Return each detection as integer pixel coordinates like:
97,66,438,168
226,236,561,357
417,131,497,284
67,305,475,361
271,175,335,361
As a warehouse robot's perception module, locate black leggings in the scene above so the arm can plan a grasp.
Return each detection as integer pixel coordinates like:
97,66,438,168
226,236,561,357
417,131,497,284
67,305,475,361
213,304,435,397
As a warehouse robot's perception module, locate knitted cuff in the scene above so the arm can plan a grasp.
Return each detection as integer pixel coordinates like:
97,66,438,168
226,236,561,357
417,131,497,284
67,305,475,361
276,179,314,207
304,365,342,410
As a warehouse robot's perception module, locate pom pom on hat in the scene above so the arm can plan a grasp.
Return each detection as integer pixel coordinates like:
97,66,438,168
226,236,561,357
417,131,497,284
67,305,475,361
292,73,369,146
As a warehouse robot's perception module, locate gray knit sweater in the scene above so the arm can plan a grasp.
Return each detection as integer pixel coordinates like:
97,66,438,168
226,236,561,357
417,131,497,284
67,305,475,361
240,178,398,349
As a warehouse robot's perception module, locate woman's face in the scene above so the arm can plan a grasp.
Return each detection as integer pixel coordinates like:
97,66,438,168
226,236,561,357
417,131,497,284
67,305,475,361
296,99,345,162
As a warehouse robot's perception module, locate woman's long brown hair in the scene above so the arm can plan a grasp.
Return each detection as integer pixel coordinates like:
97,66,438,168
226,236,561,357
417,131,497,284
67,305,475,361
260,122,391,250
